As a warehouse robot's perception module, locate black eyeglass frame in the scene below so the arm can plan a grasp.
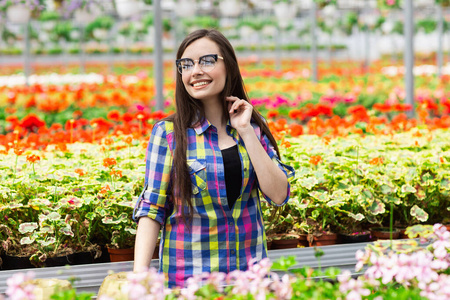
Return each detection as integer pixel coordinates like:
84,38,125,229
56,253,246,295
175,54,223,75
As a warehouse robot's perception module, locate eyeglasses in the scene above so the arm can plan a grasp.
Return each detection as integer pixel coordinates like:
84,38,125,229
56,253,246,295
176,54,223,75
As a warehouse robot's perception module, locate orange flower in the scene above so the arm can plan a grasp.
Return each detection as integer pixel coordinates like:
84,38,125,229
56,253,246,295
309,155,322,165
124,136,133,145
289,123,303,137
13,146,24,156
369,157,383,165
281,140,291,148
100,185,111,194
26,154,40,163
104,137,114,146
74,168,87,176
110,169,123,178
323,136,331,145
57,143,68,152
440,157,445,164
103,157,117,168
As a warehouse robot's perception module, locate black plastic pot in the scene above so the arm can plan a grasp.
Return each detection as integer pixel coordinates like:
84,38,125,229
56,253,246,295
1,254,35,270
339,232,371,243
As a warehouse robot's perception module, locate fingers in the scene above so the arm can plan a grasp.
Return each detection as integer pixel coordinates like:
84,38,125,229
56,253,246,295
226,96,251,114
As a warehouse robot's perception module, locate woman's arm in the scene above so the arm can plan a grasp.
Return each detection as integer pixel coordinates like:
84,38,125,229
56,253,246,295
227,96,288,205
132,121,173,272
134,217,161,272
238,128,288,205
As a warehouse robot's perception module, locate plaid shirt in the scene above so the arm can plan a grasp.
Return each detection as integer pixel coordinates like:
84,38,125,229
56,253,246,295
133,118,295,288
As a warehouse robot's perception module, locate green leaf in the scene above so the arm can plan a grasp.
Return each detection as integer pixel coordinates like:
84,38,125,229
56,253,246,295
404,224,434,238
401,184,417,194
349,213,364,221
20,237,35,245
19,222,38,234
300,177,319,190
272,256,297,271
381,184,394,195
410,205,429,222
369,199,385,215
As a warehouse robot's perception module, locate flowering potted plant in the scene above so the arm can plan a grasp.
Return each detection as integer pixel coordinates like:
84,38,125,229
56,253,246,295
1,0,45,23
100,200,137,262
377,0,401,10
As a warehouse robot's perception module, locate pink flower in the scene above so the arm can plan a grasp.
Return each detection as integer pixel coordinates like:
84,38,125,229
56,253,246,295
5,272,36,300
386,0,396,6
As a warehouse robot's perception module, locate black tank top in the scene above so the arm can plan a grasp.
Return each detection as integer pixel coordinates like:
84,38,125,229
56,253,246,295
221,144,242,210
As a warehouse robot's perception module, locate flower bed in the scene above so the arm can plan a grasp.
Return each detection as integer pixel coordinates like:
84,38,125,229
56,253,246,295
2,223,450,299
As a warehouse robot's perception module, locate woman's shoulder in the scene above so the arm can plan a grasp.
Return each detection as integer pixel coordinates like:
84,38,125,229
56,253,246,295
153,119,175,134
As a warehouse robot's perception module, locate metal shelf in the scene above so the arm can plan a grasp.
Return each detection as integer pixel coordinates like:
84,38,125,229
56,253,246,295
0,241,370,295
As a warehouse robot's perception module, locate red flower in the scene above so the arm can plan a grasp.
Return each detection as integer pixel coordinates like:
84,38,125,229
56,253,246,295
19,114,46,132
121,112,134,123
90,118,114,131
107,110,121,122
267,110,279,119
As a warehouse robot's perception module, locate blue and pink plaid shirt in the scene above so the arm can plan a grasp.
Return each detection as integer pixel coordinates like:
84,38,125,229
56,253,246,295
133,117,295,288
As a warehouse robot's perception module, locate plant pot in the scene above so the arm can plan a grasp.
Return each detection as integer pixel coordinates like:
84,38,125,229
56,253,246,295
298,234,309,247
174,0,196,18
27,278,72,300
114,0,141,19
6,4,31,24
94,245,111,263
370,227,400,241
74,8,95,24
266,240,273,250
72,251,95,265
309,233,338,247
1,254,35,270
338,232,371,244
273,2,296,29
44,253,75,267
271,237,299,250
98,272,128,299
107,247,134,262
219,0,241,18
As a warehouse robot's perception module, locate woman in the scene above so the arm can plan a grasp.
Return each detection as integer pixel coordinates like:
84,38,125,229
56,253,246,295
133,29,294,288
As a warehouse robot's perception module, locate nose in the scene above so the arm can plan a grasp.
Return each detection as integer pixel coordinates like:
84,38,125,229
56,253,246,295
191,61,204,75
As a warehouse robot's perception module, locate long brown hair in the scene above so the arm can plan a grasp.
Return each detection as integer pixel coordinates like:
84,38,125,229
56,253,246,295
166,29,281,226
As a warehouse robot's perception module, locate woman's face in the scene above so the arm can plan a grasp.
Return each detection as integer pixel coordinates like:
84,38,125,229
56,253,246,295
180,37,226,104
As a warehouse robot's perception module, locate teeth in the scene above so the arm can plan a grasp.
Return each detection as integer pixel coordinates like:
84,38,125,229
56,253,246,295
193,81,209,87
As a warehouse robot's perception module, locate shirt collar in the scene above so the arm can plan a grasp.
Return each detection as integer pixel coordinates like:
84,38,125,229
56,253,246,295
193,118,234,135
193,117,212,135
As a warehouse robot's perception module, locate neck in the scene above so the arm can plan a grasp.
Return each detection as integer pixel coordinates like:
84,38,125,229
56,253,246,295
203,98,226,129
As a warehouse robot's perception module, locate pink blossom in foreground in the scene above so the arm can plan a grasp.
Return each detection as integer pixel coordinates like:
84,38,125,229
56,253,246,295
5,272,36,300
338,270,370,300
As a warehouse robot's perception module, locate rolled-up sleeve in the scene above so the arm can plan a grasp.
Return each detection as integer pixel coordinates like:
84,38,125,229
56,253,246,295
133,121,173,225
258,129,295,207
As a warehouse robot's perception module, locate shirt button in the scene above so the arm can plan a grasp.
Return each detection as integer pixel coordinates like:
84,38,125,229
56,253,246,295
244,168,247,171
230,250,236,255
229,221,233,226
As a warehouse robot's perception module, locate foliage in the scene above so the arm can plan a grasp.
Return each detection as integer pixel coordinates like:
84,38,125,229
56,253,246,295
416,18,437,34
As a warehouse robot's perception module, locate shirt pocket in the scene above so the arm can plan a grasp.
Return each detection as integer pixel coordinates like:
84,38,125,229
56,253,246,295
187,159,207,195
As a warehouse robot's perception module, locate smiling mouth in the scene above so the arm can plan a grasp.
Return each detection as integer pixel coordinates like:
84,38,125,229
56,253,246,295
191,81,211,88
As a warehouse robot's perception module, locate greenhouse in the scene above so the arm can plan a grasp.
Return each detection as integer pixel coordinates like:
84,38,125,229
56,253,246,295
1,0,450,299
